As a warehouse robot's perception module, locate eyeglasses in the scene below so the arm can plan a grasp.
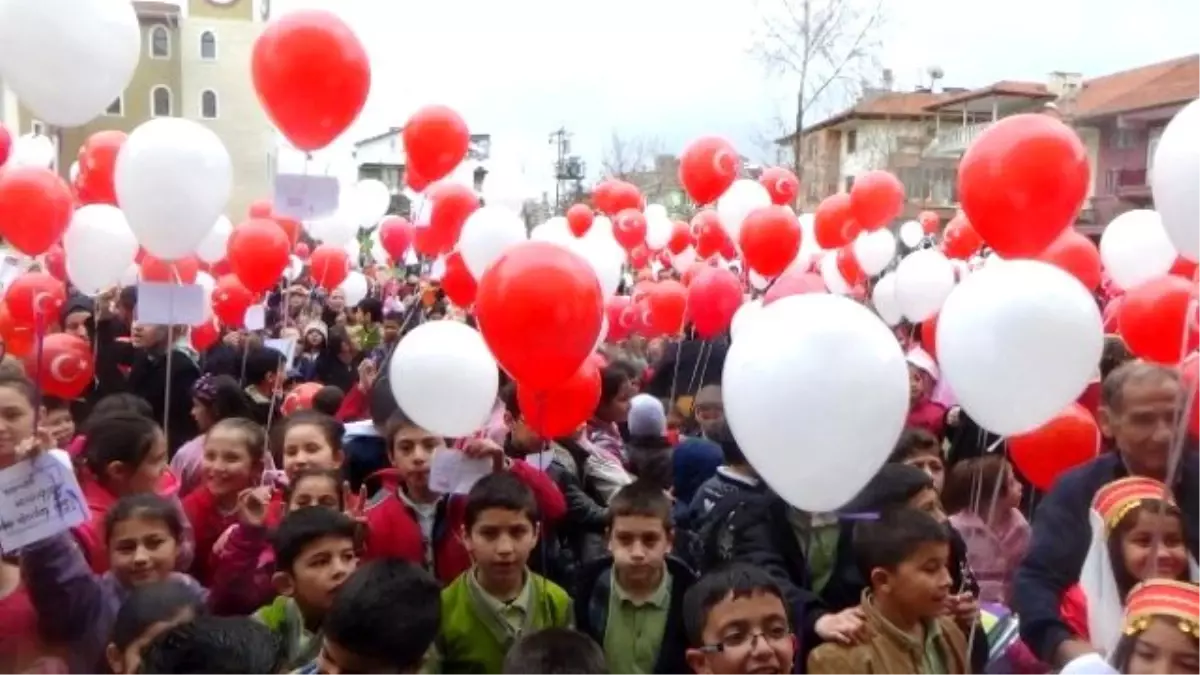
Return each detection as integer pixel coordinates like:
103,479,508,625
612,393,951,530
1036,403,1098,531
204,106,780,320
700,626,792,654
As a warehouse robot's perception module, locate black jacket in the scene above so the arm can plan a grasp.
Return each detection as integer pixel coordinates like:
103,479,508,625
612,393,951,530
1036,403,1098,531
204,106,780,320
126,346,201,454
574,556,697,675
1014,451,1200,662
544,442,608,582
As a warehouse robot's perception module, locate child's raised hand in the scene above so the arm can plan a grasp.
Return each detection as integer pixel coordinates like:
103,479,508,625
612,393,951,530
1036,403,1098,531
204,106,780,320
237,486,273,528
945,592,979,632
342,482,369,523
814,607,868,645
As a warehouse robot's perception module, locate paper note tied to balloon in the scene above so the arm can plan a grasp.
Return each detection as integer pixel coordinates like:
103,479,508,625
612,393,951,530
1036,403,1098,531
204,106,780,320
135,283,207,326
0,452,88,554
274,173,340,221
428,449,492,495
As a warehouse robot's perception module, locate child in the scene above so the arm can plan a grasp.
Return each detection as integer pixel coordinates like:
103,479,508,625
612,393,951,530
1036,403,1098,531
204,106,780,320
1110,579,1198,674
430,473,573,674
243,346,286,427
625,394,674,491
502,628,608,674
39,395,76,449
1059,476,1194,657
682,563,796,675
888,427,946,493
363,408,566,584
182,418,267,585
688,421,764,522
138,615,285,673
944,454,1031,606
278,411,346,483
253,506,359,670
105,580,206,674
312,559,442,674
368,309,405,364
574,480,697,673
21,494,204,673
808,507,970,674
906,347,948,438
171,373,257,497
312,385,345,417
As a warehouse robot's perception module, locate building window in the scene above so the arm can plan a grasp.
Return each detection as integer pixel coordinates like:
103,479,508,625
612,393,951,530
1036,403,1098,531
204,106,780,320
105,96,124,116
1112,128,1138,149
150,25,171,59
200,31,217,60
201,90,218,119
31,120,46,136
846,129,858,154
844,176,856,192
151,86,173,117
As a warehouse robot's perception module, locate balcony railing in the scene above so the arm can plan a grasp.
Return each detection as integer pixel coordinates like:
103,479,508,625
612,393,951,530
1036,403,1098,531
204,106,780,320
926,122,993,157
1104,168,1150,197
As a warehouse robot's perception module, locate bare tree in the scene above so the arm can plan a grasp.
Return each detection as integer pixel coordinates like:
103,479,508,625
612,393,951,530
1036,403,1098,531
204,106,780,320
600,131,664,180
750,0,885,185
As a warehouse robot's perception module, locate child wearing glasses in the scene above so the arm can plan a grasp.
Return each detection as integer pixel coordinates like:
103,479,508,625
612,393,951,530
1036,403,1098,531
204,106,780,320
682,563,797,674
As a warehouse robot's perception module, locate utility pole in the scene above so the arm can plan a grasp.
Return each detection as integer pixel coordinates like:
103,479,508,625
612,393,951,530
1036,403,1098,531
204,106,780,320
549,127,569,214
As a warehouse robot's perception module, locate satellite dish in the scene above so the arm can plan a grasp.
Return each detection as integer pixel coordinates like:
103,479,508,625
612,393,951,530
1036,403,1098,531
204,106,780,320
927,65,945,81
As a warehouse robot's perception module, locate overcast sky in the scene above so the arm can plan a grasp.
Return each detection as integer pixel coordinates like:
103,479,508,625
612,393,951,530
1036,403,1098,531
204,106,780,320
272,0,1199,195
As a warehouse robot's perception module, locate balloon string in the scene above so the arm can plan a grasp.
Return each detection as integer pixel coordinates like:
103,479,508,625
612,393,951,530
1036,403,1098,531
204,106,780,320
161,265,181,451
962,434,1007,668
30,311,47,438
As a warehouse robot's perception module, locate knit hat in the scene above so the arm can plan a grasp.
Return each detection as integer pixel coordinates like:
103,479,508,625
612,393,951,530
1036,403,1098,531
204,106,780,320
905,346,939,380
303,320,328,341
627,393,666,438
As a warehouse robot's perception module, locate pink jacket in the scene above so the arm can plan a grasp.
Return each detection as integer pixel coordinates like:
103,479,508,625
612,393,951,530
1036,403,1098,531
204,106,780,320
949,508,1031,606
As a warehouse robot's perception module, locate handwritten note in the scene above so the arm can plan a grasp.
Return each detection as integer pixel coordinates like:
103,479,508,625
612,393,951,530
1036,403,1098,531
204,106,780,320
274,173,340,220
428,449,492,495
136,283,207,326
0,453,88,554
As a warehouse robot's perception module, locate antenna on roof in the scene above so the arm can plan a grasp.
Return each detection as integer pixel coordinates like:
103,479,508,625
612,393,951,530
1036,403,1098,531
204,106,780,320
927,65,944,93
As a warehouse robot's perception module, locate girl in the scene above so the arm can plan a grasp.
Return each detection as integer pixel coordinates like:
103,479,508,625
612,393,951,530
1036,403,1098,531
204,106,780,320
1112,579,1198,674
21,494,204,673
171,374,257,497
294,320,327,383
314,327,361,393
182,418,267,586
1061,476,1195,656
277,411,346,483
583,363,636,503
105,580,206,674
944,455,1031,606
906,347,948,438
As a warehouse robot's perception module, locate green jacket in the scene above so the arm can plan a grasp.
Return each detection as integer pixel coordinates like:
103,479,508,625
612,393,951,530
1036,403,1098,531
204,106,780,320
254,596,321,670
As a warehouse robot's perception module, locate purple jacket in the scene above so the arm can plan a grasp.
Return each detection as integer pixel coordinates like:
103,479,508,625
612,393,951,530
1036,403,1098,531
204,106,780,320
20,532,205,673
208,523,276,616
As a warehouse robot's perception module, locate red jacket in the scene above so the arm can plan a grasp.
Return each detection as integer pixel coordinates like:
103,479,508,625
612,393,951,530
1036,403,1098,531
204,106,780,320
70,469,189,573
363,460,567,584
182,486,239,586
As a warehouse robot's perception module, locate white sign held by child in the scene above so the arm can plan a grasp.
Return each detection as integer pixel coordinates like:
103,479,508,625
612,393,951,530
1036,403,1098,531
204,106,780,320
0,452,88,554
428,449,492,495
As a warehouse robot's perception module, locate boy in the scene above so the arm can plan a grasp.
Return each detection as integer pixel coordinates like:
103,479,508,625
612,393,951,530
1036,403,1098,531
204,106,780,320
688,421,765,522
888,428,946,493
682,563,797,675
254,507,359,670
138,616,285,674
352,298,383,353
313,560,441,674
502,628,608,674
574,480,697,673
369,309,406,364
40,395,76,449
807,507,969,674
243,345,286,427
430,473,573,674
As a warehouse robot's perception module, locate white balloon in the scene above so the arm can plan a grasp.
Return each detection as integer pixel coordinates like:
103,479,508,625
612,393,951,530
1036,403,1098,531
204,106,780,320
308,209,360,246
790,212,824,273
459,205,528,279
748,270,770,291
0,0,140,127
894,249,956,322
62,205,139,295
645,214,673,251
531,216,572,246
898,220,924,248
872,273,903,326
937,260,1103,435
429,255,447,281
118,263,139,288
343,239,361,269
195,216,232,264
644,204,669,222
671,248,697,273
115,118,231,260
338,271,369,306
723,293,910,512
481,166,534,214
388,320,499,437
716,179,771,244
69,161,80,183
853,229,897,276
284,255,304,283
1151,99,1200,261
567,217,623,298
353,179,391,227
730,299,763,339
8,133,55,169
819,252,850,295
1099,209,1177,289
368,229,388,263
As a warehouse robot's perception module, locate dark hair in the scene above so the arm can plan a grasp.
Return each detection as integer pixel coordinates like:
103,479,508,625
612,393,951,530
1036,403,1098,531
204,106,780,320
243,346,285,385
312,385,345,417
682,563,790,647
105,494,185,545
499,381,521,420
942,454,1011,515
272,506,358,573
0,373,36,403
852,507,951,582
1103,361,1180,412
194,374,255,422
84,413,163,481
208,417,267,464
464,472,539,531
276,410,344,454
841,463,935,514
1108,499,1185,598
502,628,608,674
89,393,154,420
888,427,941,464
41,395,70,412
357,298,384,324
707,421,747,465
608,480,673,529
598,363,631,405
324,559,441,672
325,327,356,360
283,468,343,510
382,310,405,325
1100,335,1133,380
111,580,206,651
383,408,424,444
136,616,284,674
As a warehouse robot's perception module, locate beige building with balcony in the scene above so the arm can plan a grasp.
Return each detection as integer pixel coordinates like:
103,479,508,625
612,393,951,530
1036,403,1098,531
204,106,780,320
12,0,273,221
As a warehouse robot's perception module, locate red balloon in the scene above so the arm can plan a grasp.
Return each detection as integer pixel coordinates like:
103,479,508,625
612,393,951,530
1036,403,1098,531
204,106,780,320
920,315,939,360
0,301,35,358
1119,276,1199,364
282,382,324,417
406,166,430,192
613,208,648,252
309,244,350,290
75,130,126,206
22,333,94,399
763,271,826,306
691,210,725,259
628,244,650,270
251,10,370,152
941,215,983,260
1182,352,1199,439
1102,296,1122,334
667,220,692,255
1038,229,1102,290
0,124,11,167
209,258,233,278
1170,256,1199,280
593,180,642,215
759,167,800,206
740,206,801,278
294,242,311,260
422,181,480,256
403,105,470,183
958,114,1089,258
566,204,594,238
813,193,857,249
441,251,477,307
228,218,290,292
42,245,67,282
275,216,301,248
475,242,603,389
5,272,65,327
190,319,221,352
248,199,273,218
517,360,602,438
0,166,73,256
378,215,414,261
646,281,687,336
604,296,635,343
849,170,905,231
687,267,742,339
918,210,941,234
835,246,866,287
140,254,200,284
678,136,740,205
1009,403,1099,491
211,275,254,328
